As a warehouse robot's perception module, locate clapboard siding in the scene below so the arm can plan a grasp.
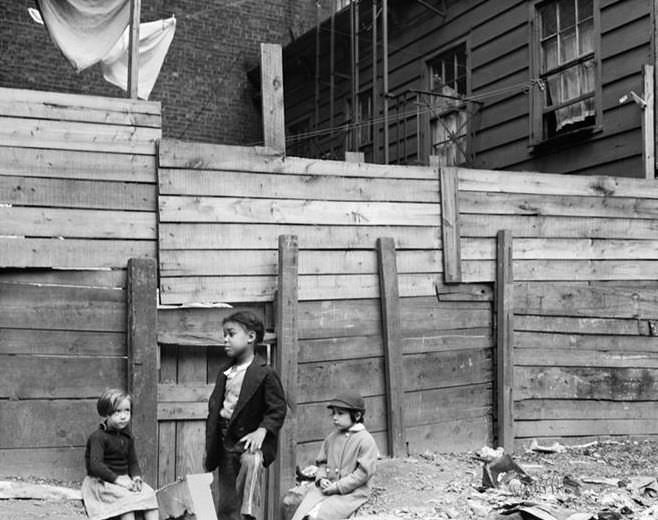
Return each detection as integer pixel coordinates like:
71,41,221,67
283,0,650,177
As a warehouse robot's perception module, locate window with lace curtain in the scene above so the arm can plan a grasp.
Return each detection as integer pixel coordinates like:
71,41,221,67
531,0,601,143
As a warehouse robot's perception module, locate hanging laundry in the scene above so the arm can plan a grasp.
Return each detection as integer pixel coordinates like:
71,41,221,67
100,17,176,100
37,0,130,71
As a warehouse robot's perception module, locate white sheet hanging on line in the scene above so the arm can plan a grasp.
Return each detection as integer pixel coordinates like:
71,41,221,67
37,0,130,71
100,17,176,100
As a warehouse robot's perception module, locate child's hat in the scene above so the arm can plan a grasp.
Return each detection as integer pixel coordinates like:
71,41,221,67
326,391,365,412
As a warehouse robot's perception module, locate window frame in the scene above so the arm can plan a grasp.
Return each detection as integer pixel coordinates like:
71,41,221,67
529,0,603,147
421,38,471,165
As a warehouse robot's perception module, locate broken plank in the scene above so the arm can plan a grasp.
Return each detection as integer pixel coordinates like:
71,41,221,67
158,168,439,202
158,196,439,226
439,167,462,282
160,223,441,250
158,139,436,180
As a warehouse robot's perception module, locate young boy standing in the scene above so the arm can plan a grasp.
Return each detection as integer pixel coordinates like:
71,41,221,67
205,311,287,520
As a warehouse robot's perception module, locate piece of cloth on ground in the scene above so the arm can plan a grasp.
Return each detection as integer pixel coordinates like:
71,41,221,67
37,0,130,71
101,16,176,100
81,476,157,520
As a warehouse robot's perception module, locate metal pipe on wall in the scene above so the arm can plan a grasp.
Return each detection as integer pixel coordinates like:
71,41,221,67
372,0,379,162
330,2,336,156
383,0,390,163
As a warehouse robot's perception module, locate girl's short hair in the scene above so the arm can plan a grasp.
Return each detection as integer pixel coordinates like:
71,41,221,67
223,310,265,344
97,389,132,417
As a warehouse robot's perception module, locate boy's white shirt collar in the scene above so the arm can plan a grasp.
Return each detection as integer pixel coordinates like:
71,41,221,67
223,354,254,376
347,423,365,433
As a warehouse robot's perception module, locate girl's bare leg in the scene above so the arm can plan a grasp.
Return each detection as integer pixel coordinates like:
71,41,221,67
143,509,159,520
119,513,136,520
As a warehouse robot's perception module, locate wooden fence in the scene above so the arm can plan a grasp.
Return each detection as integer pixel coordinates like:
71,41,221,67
0,87,160,481
445,167,658,448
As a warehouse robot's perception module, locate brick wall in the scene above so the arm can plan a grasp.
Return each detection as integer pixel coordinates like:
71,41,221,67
0,0,332,144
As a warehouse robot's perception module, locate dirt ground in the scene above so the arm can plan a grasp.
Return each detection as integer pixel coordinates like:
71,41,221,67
4,440,658,519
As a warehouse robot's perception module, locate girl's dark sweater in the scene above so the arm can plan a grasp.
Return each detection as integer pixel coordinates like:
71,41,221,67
84,424,141,483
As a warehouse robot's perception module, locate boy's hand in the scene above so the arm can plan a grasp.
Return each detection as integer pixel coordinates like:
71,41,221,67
240,427,267,453
318,478,331,490
321,482,339,495
115,475,134,490
132,477,143,492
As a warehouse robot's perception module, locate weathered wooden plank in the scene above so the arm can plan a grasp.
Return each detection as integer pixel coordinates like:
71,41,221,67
0,147,156,183
456,167,658,199
157,305,266,346
515,348,658,368
516,399,658,421
0,238,155,269
0,176,156,211
261,43,286,152
127,258,158,486
406,415,493,454
377,237,405,457
515,281,658,319
434,281,493,301
515,366,658,400
399,298,493,335
298,358,386,403
298,335,383,364
516,315,652,336
160,249,441,277
160,223,441,250
460,214,658,239
0,329,125,356
0,282,125,331
159,273,440,304
404,331,494,355
463,259,658,283
158,139,436,179
462,238,658,261
159,168,439,202
515,331,658,352
403,349,493,391
0,87,161,117
0,399,98,448
159,196,439,226
0,117,160,154
0,447,85,481
495,230,514,452
157,344,178,488
404,384,493,427
516,419,658,438
276,235,299,496
439,167,462,282
0,356,125,399
0,269,125,288
0,206,156,239
460,190,658,219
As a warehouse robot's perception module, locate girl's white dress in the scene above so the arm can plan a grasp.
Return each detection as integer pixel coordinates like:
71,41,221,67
292,423,378,520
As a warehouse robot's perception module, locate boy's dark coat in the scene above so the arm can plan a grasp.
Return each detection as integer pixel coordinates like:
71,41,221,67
205,356,287,470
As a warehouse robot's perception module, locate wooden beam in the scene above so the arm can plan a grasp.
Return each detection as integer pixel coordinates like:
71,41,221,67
260,43,286,153
377,237,406,457
127,0,141,99
274,235,299,516
127,257,158,485
643,64,655,179
495,230,514,453
439,166,462,283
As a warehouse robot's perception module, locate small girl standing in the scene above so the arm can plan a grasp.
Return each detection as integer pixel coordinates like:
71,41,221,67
82,389,159,520
292,391,378,520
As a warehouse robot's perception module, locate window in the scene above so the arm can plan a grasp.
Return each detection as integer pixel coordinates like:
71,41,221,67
532,0,599,142
426,43,469,166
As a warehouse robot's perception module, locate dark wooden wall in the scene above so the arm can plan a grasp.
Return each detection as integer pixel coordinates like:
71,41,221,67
283,0,652,177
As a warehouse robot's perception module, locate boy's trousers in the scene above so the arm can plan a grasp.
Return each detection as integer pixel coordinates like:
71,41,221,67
217,427,265,520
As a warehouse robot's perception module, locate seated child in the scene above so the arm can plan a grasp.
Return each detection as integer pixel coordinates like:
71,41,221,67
292,391,378,520
82,389,158,520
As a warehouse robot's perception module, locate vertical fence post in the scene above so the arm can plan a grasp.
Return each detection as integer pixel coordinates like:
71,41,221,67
274,235,299,518
643,64,655,179
495,230,514,453
261,43,286,154
127,0,141,99
377,237,406,457
439,166,462,283
127,257,158,485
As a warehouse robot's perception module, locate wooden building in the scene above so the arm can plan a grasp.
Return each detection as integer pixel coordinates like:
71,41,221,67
282,0,656,178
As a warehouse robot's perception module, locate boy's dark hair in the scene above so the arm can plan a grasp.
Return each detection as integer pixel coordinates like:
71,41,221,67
97,388,132,417
223,310,265,344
